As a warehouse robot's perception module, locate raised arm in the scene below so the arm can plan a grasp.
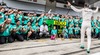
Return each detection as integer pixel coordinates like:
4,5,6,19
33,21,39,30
70,5,82,12
93,7,99,13
67,1,82,12
48,9,52,14
37,13,44,21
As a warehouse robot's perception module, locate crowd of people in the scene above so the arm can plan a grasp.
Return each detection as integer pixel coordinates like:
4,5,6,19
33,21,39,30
0,6,100,44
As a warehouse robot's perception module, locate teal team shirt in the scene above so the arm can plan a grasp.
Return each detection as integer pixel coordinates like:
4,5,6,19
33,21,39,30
51,29,57,35
53,16,60,20
97,20,100,27
12,25,22,34
38,16,49,26
24,16,30,25
65,19,69,27
68,27,74,34
91,27,94,32
93,19,97,23
38,17,44,26
43,16,48,19
74,19,79,26
43,16,49,22
22,25,31,34
69,19,74,26
31,16,37,26
62,28,68,37
74,27,80,34
17,14,23,25
92,19,97,27
0,12,5,24
9,14,16,24
94,26,100,34
79,18,83,27
2,24,12,36
32,25,39,32
91,20,96,27
61,18,65,22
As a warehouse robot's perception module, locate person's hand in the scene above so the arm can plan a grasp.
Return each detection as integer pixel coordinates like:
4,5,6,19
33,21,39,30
31,30,35,32
4,19,7,23
44,28,46,30
0,16,2,18
67,1,71,6
48,9,52,14
13,29,17,32
49,9,52,11
40,13,44,17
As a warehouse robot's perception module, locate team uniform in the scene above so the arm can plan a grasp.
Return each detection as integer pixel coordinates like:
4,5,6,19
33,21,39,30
0,12,5,24
38,17,44,26
74,18,79,27
23,16,30,25
11,25,24,41
31,16,38,26
62,28,69,38
53,16,60,20
94,26,100,38
70,5,98,52
17,14,23,25
68,18,74,27
51,29,57,40
32,25,40,39
74,26,80,38
65,19,69,28
91,27,95,38
9,14,16,25
68,26,74,38
0,24,14,44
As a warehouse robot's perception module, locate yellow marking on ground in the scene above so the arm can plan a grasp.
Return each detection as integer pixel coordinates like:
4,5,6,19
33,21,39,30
69,38,72,40
61,38,65,41
34,39,47,42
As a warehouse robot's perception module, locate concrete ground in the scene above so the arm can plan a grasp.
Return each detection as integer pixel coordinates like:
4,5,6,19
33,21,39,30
0,38,100,55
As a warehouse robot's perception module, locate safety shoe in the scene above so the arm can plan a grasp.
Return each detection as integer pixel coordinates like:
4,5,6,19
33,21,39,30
87,49,90,53
80,45,85,49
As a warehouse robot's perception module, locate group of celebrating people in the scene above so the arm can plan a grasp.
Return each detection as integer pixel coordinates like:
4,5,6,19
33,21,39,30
0,6,100,44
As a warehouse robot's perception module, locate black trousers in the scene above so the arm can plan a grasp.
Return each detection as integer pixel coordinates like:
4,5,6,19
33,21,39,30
30,31,40,39
74,34,80,38
21,33,27,40
95,33,99,38
0,36,14,44
91,32,95,38
69,34,74,38
11,33,24,41
98,33,100,39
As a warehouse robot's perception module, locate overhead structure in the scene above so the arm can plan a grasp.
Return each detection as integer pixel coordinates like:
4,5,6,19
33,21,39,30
45,0,56,12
